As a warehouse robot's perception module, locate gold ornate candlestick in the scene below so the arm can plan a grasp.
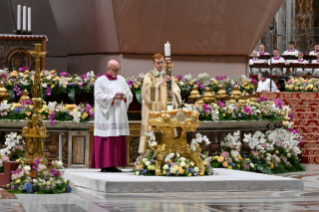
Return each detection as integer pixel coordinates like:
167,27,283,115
22,43,48,164
164,57,173,104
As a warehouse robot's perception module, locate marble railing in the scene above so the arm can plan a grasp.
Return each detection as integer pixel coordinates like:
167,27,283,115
0,120,274,166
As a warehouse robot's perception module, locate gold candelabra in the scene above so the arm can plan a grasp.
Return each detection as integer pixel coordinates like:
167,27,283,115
22,43,48,164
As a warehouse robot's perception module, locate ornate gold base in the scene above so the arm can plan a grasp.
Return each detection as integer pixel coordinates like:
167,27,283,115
23,135,48,164
149,110,205,176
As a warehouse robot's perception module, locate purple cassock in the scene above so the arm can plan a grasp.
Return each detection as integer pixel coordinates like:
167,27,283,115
90,72,129,168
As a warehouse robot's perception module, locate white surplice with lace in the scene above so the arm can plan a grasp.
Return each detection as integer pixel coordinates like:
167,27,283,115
94,75,133,137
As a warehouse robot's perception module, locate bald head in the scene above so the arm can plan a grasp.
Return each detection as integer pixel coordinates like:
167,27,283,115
107,59,121,78
252,50,258,58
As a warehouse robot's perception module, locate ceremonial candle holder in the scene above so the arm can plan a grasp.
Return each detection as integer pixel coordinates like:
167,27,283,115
22,43,49,165
164,57,174,103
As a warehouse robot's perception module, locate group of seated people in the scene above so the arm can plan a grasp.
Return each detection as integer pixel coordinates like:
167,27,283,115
249,41,319,76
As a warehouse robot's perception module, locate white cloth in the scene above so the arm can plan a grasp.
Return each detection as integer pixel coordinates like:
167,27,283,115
94,75,133,137
257,78,278,92
249,58,267,75
311,59,319,76
282,49,299,56
290,59,310,76
267,57,286,75
257,52,270,57
282,49,298,66
309,50,318,56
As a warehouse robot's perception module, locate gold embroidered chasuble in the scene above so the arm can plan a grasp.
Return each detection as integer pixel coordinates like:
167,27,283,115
138,70,181,154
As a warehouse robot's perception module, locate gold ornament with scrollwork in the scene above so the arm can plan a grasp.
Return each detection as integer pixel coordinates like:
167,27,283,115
148,109,205,176
22,44,48,164
0,81,9,103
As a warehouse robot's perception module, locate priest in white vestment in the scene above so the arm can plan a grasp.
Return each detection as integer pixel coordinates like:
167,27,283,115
257,44,270,57
268,49,286,75
257,72,278,92
282,41,299,65
291,51,310,76
91,60,133,172
249,51,267,75
139,53,181,154
311,52,319,76
309,43,319,56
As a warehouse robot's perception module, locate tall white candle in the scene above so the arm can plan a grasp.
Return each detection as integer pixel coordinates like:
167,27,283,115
17,5,21,30
23,6,26,31
28,7,31,32
164,42,171,57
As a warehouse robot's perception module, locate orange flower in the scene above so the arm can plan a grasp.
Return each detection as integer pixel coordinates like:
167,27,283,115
42,115,46,119
134,85,138,89
24,70,29,74
290,122,294,126
243,82,247,85
55,76,60,80
270,164,274,169
282,121,287,125
26,112,31,116
175,78,178,82
23,75,28,78
51,70,55,74
64,82,68,85
40,73,44,77
222,161,228,167
137,82,141,85
295,87,298,91
67,77,72,82
179,169,184,174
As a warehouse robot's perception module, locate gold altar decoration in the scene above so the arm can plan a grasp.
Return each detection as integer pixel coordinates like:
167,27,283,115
19,89,30,103
0,81,9,103
195,98,204,106
202,87,216,103
22,43,48,164
249,91,258,102
228,85,241,104
148,109,205,176
215,84,228,100
238,91,249,104
188,85,202,103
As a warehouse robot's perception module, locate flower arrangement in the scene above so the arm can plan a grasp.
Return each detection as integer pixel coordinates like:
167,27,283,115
132,131,215,176
7,158,73,194
0,132,24,173
285,77,319,92
0,132,23,156
126,73,144,103
1,69,96,103
0,155,9,173
173,73,258,98
192,98,291,123
0,101,94,125
211,128,304,174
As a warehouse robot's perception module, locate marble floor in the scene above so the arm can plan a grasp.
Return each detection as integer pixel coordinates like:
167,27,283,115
0,164,319,212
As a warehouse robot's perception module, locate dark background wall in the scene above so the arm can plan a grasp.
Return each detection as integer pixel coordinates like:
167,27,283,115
0,0,284,77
